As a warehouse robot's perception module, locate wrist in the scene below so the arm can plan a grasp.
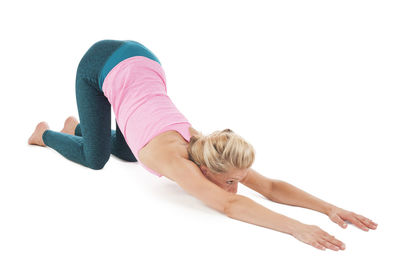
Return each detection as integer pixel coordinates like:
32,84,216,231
287,220,306,236
323,203,338,216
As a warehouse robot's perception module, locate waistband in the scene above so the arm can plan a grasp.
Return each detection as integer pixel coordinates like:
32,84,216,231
98,40,161,90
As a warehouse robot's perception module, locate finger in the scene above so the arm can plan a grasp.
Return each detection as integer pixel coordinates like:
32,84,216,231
330,213,348,228
349,216,369,231
318,239,340,251
322,234,346,250
355,215,378,229
357,215,376,229
311,241,326,251
322,234,344,248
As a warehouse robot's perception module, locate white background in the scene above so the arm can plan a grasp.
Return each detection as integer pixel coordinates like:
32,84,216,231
1,0,399,266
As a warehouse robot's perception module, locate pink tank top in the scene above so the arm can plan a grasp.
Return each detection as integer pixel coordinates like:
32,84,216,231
102,56,192,177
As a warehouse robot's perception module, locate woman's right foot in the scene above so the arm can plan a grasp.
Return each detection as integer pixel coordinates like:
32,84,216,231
61,116,79,135
28,122,50,147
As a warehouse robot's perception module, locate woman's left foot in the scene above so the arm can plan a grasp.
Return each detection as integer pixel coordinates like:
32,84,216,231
28,121,50,147
61,116,79,135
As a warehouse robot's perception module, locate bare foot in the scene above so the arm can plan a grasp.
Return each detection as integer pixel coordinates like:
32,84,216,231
28,121,50,147
61,116,79,135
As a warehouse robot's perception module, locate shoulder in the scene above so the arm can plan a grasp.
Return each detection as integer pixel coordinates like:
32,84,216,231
138,133,190,179
161,156,234,213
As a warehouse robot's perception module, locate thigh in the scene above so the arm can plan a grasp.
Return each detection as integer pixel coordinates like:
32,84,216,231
75,75,111,168
71,40,125,168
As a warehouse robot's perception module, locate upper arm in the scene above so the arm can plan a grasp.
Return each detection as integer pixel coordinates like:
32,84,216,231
240,168,276,199
164,157,236,214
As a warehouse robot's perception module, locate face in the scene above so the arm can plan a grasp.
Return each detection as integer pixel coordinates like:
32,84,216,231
200,165,249,194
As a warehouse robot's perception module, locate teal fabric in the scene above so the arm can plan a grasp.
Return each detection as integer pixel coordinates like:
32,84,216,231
99,40,161,89
42,39,159,169
74,123,137,162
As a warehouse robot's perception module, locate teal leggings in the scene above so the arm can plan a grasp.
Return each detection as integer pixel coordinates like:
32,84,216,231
42,40,160,169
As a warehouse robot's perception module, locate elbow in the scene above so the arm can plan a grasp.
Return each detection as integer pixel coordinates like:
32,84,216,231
264,179,280,201
223,193,245,217
223,193,237,217
267,179,291,202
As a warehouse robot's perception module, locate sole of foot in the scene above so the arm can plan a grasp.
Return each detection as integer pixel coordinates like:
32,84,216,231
61,116,79,135
28,121,50,147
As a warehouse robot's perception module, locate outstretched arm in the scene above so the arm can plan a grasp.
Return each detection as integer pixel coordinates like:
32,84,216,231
264,176,335,215
241,168,378,231
163,159,345,251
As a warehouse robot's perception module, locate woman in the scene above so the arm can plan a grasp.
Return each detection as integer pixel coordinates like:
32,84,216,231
28,39,378,251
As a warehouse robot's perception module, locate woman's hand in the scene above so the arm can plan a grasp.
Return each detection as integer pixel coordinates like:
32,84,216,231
327,206,378,231
292,223,346,251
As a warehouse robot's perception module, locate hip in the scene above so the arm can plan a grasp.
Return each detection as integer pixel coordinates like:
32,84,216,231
76,39,160,91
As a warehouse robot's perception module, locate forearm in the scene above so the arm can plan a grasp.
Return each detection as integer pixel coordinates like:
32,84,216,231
269,180,336,215
225,194,303,235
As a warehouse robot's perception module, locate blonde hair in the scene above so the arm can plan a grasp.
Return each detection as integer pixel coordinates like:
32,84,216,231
187,128,255,174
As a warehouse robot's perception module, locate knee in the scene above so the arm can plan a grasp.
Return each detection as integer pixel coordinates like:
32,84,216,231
89,163,105,170
87,156,109,170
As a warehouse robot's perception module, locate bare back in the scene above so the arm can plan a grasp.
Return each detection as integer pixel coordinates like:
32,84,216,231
138,127,200,180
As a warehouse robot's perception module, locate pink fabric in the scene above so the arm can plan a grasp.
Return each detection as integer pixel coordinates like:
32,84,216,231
102,56,192,177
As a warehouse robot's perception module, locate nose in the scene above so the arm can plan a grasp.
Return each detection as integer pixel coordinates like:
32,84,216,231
227,187,237,194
